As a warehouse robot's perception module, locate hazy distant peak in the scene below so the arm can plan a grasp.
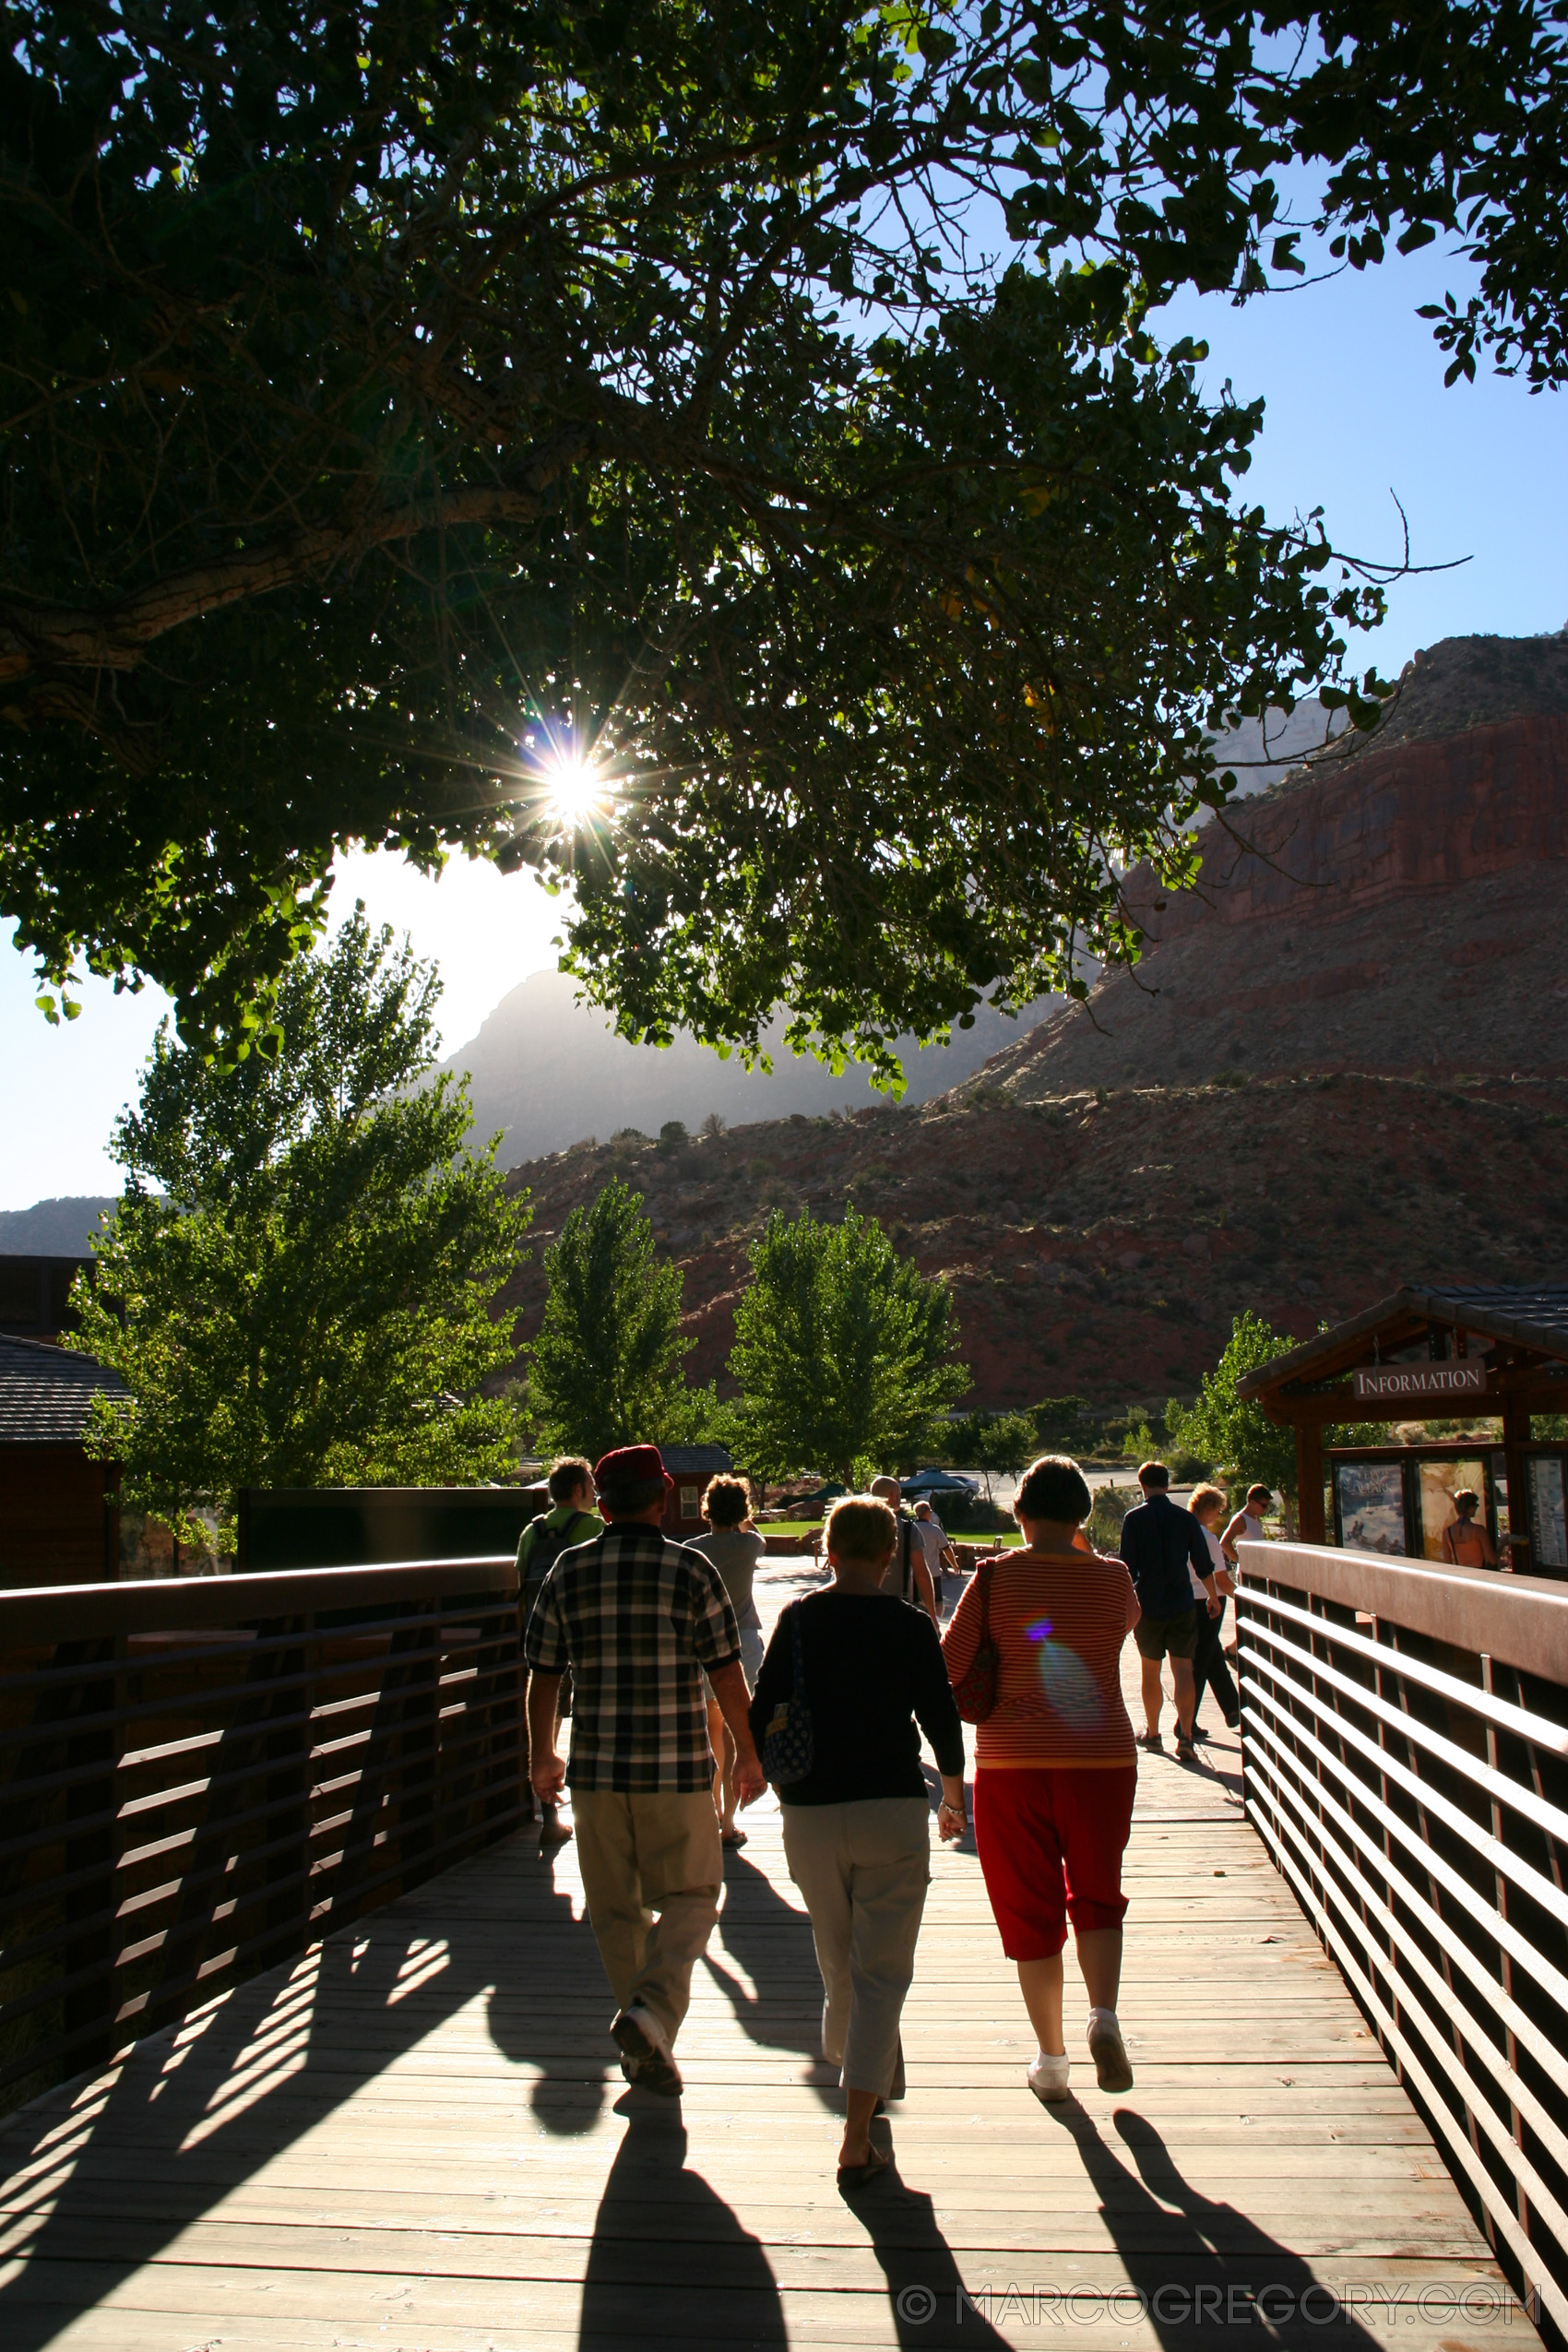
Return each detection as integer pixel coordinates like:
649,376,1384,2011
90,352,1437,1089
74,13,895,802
438,965,1059,1170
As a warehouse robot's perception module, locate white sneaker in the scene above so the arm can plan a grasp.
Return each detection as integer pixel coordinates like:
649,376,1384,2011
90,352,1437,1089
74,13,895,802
1087,2007,1134,2093
1027,2050,1071,2102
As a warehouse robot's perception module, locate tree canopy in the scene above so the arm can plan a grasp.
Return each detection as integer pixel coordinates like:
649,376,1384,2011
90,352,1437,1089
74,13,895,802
6,0,1564,1063
76,910,530,1544
526,1179,701,1459
947,1408,1038,1494
1167,1308,1302,1503
727,1206,968,1484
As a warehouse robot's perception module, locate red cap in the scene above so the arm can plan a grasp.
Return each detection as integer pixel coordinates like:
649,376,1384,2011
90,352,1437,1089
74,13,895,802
593,1444,674,1493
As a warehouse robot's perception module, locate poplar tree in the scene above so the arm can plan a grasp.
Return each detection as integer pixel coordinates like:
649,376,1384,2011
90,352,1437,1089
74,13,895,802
76,912,529,1547
727,1208,968,1487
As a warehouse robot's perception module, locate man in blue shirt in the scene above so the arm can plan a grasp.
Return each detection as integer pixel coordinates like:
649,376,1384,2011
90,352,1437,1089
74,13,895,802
1117,1460,1219,1763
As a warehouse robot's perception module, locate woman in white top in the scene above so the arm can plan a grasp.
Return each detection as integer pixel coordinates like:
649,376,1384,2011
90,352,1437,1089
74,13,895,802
689,1475,767,1847
1221,1484,1273,1565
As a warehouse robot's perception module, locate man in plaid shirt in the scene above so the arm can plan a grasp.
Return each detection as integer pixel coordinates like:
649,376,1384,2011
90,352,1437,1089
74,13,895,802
526,1443,765,2096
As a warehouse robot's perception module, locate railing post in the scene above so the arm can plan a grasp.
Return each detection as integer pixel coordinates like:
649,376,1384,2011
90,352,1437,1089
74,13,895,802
61,1634,121,2082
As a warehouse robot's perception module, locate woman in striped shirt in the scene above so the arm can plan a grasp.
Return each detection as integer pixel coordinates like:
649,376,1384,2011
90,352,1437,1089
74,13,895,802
943,1455,1142,2103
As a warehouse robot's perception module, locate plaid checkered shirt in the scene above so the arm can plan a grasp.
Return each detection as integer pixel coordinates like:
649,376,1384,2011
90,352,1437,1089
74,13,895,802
523,1523,742,1792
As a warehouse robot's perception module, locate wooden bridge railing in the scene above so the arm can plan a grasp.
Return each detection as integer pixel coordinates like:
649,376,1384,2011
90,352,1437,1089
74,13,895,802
1236,1541,1568,2344
0,1559,525,2117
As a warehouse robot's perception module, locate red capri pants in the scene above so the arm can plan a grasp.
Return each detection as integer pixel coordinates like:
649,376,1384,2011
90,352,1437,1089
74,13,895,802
973,1765,1137,1960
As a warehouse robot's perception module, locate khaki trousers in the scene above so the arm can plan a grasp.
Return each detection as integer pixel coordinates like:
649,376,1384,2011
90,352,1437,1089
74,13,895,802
780,1797,931,2099
572,1790,723,2050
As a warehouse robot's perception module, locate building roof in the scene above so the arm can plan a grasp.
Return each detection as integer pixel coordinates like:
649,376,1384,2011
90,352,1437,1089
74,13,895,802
0,1335,128,1444
659,1444,733,1476
1236,1283,1568,1399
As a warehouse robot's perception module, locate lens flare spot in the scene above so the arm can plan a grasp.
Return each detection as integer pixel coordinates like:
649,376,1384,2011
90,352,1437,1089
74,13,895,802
1031,1629,1104,1728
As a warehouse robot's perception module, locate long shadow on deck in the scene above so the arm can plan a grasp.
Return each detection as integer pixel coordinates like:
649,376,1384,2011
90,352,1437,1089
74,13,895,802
0,1836,610,2352
851,2168,1015,2350
1048,2101,1383,2348
702,1847,826,2068
579,2093,788,2347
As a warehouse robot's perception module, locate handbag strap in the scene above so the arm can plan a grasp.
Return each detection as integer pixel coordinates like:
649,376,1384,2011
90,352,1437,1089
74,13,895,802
790,1601,807,1703
978,1557,994,1644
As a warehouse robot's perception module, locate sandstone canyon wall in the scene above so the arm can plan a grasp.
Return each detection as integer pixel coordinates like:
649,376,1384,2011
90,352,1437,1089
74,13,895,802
977,695,1568,1099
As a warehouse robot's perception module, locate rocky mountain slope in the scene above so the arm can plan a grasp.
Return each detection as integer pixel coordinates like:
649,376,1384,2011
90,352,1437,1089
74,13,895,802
497,1071,1568,1413
977,636,1568,1099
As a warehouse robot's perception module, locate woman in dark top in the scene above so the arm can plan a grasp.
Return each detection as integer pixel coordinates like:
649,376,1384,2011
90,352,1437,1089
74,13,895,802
749,1494,966,2192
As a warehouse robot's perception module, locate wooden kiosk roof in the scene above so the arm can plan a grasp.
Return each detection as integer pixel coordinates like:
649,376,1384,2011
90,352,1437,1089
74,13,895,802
1238,1283,1568,1407
1235,1283,1568,1561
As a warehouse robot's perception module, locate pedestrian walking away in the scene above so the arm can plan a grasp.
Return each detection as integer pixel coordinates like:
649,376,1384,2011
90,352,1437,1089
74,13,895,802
943,1454,1142,2108
689,1474,768,1847
517,1455,600,1844
1118,1459,1217,1761
913,1499,961,1613
526,1443,765,2098
750,1493,966,2192
869,1475,941,1626
1186,1483,1241,1740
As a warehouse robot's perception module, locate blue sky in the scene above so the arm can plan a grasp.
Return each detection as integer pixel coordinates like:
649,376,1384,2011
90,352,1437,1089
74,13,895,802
3,242,1562,1211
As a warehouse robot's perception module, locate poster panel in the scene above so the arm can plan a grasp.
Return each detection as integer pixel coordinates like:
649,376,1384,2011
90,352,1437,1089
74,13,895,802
1529,1456,1568,1571
1335,1459,1408,1556
1418,1457,1487,1562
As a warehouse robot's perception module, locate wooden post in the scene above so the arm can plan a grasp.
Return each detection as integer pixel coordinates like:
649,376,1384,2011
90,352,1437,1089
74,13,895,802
1296,1421,1326,1545
1503,1392,1532,1574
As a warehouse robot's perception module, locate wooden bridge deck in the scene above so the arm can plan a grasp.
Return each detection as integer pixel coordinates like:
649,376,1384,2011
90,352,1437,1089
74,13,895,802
0,1561,1538,2352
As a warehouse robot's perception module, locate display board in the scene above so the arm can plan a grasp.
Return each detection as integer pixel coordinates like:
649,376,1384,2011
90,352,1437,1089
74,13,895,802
1530,1456,1568,1571
1333,1458,1409,1555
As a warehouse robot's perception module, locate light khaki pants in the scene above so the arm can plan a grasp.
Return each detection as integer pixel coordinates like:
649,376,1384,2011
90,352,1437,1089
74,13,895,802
780,1797,931,2099
572,1790,723,2051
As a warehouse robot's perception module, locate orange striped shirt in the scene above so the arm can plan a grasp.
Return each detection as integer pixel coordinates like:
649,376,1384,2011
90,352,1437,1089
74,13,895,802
943,1548,1138,1769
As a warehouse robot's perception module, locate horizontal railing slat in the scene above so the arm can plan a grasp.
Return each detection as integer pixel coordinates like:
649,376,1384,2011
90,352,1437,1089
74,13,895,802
1239,1679,1568,2024
0,1558,519,1644
1243,1704,1568,2174
1243,1581,1568,1762
1236,1543,1568,2342
1251,1770,1567,2337
1237,1633,1568,1933
0,1558,527,2121
1239,1540,1568,1684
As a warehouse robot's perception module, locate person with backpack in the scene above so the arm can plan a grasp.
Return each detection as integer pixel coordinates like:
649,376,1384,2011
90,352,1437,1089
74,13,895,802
518,1456,600,1844
749,1494,966,2192
869,1476,940,1627
943,1455,1141,2106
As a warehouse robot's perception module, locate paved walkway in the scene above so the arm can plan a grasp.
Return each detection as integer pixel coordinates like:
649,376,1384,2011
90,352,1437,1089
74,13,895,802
0,1561,1536,2350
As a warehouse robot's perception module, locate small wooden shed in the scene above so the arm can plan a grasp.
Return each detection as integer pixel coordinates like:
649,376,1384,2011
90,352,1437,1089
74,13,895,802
0,1253,94,1340
1236,1282,1568,1574
0,1336,125,1586
659,1444,734,1538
